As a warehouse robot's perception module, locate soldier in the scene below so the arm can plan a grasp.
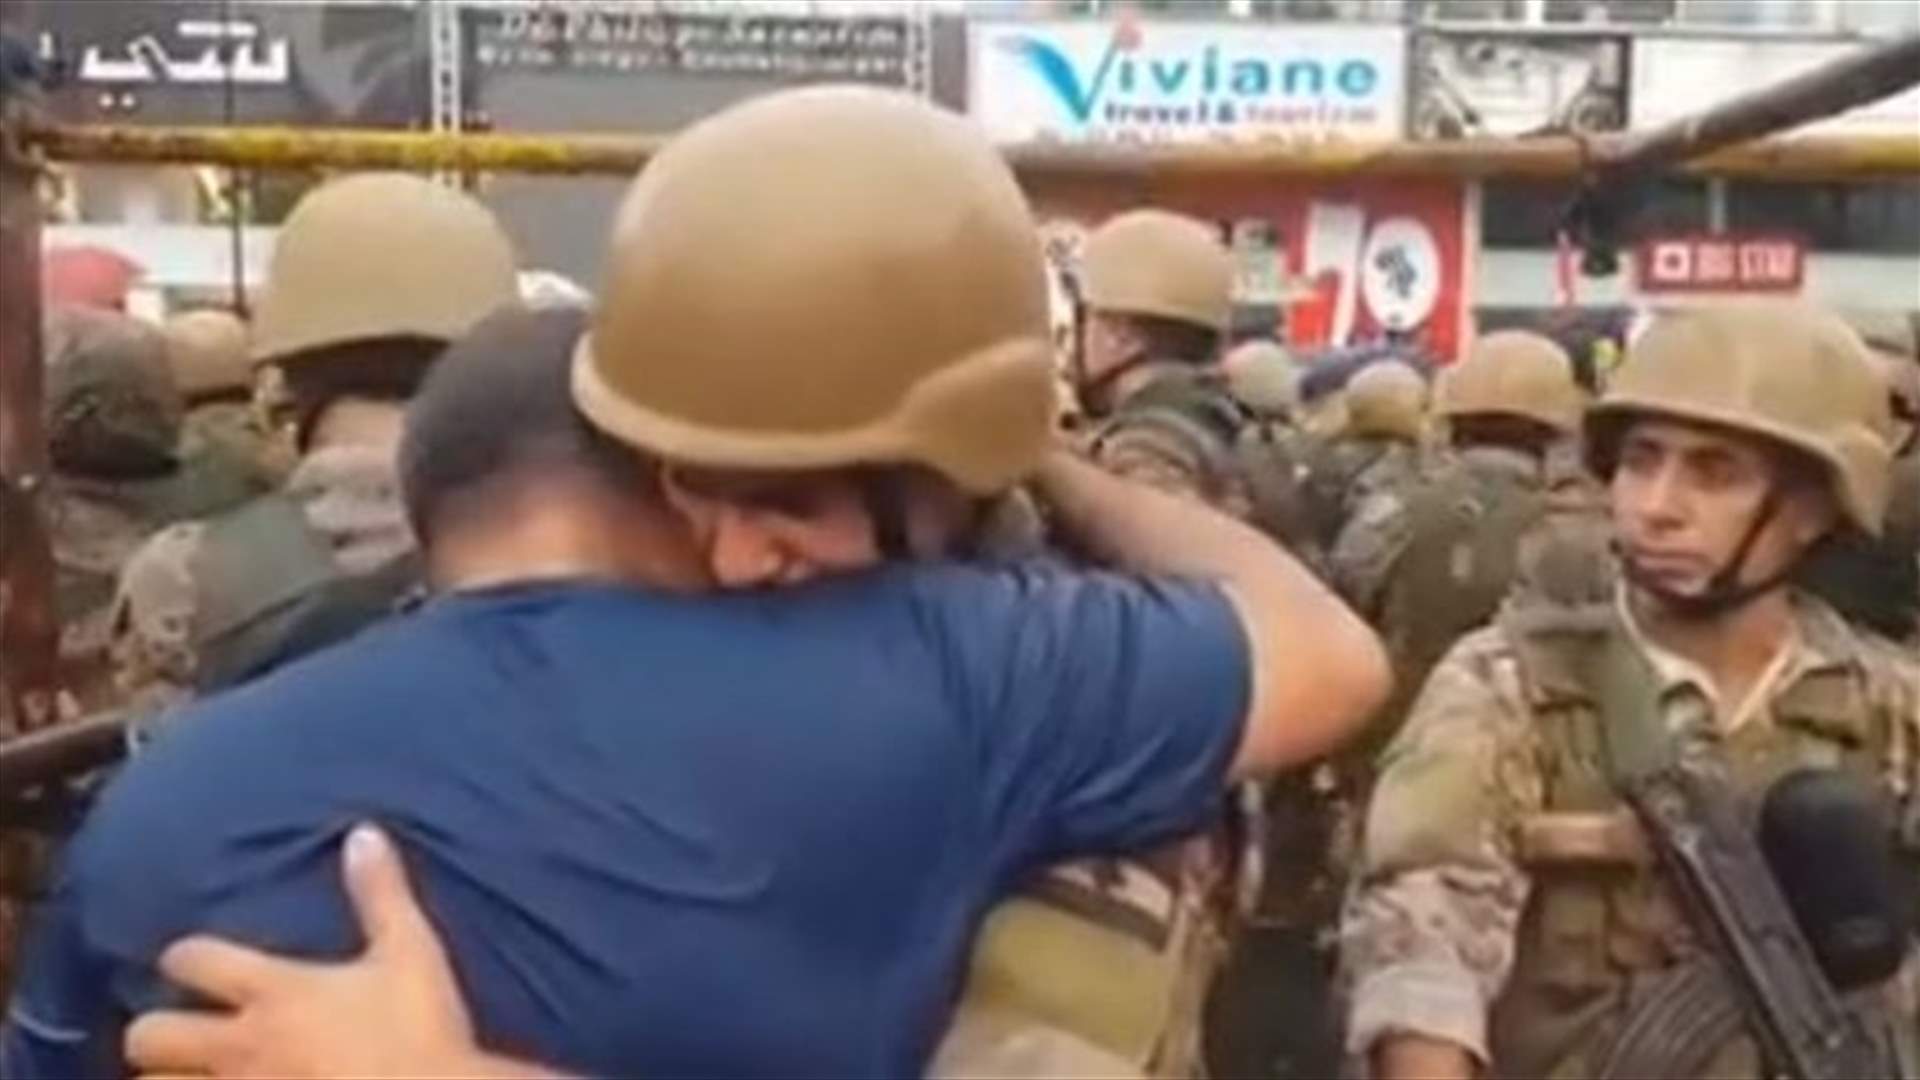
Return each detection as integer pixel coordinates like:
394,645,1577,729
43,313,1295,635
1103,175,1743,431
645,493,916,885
1299,360,1430,553
1071,211,1316,565
1342,302,1920,1080
1223,339,1300,424
39,307,267,711
1798,310,1919,642
1331,330,1587,721
162,307,294,490
1050,212,1320,1078
111,173,517,701
1220,338,1318,556
1070,210,1241,500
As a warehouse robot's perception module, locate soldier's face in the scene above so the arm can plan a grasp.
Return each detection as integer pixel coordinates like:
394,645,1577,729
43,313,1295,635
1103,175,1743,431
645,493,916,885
662,468,973,589
1078,313,1140,400
1611,420,1835,600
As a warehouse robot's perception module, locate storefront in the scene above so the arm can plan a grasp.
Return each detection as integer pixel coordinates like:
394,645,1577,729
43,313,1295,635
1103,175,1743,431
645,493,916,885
967,17,1475,364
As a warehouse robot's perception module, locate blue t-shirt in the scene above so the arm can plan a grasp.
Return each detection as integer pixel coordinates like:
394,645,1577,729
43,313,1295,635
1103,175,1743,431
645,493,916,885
3,563,1248,1079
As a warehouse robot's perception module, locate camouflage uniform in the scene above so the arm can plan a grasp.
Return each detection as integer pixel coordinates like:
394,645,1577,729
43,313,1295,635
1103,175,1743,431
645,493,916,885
1343,304,1918,1079
110,173,517,704
111,443,412,703
1088,363,1257,515
1300,361,1430,553
1332,331,1591,738
165,309,294,493
1331,444,1539,620
1341,590,1920,1077
179,401,294,493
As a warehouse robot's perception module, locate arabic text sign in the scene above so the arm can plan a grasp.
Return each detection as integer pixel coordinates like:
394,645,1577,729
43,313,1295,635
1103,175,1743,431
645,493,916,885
968,20,1406,144
76,16,290,86
1636,233,1806,294
41,0,422,127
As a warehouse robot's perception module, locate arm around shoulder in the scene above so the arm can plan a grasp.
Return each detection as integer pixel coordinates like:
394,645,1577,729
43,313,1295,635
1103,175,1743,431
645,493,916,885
1031,449,1389,780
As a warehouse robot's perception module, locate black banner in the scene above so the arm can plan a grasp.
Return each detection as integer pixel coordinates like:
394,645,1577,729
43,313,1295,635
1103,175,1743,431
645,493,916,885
34,0,423,127
467,3,913,86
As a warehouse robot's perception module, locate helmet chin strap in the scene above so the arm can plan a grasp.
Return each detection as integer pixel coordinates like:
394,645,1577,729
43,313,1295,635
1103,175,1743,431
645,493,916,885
1070,305,1158,421
1073,352,1150,422
1621,484,1804,621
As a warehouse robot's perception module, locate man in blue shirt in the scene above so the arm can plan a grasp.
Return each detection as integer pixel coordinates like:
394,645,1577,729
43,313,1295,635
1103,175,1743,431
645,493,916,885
6,88,1387,1079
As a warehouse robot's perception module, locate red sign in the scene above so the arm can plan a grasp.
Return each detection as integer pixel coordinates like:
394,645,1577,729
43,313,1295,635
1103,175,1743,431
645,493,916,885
1033,179,1471,361
1635,233,1805,294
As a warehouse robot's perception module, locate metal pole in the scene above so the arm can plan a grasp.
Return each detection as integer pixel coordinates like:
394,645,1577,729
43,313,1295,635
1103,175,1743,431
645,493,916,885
1591,31,1920,176
17,123,1920,180
0,0,59,734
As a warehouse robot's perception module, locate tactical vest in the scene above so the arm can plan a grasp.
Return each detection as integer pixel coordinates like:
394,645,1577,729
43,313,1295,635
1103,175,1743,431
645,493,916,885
1489,594,1914,1080
193,494,419,694
181,402,293,492
959,835,1232,1080
1300,436,1419,553
1090,369,1316,559
1371,456,1550,748
49,461,264,705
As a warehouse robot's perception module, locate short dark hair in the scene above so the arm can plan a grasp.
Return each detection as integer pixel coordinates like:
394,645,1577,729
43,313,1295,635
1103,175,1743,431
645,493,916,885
398,305,651,543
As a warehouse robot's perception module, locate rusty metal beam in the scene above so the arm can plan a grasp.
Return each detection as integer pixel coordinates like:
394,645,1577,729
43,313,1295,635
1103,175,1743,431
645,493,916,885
1594,31,1920,176
0,1,59,734
0,713,127,801
22,123,1920,182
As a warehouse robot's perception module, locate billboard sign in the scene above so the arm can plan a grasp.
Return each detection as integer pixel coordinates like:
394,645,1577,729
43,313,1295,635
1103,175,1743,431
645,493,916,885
34,0,422,127
968,19,1406,144
1632,38,1920,137
1409,30,1626,139
1034,181,1469,362
1635,232,1806,294
467,3,915,86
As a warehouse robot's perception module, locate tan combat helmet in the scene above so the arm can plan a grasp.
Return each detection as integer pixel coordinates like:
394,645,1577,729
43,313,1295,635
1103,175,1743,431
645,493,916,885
1839,307,1917,365
163,309,250,401
572,87,1054,495
1079,209,1234,332
1872,350,1920,454
1586,303,1896,536
1223,339,1299,418
1342,361,1428,442
1839,308,1919,454
1436,329,1584,435
250,173,518,368
44,306,183,474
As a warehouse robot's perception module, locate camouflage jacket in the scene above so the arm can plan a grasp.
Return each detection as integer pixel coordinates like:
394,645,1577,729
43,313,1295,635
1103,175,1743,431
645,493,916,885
180,402,295,492
1301,436,1425,553
47,451,266,712
1086,364,1256,523
1330,445,1543,620
110,444,412,705
1341,588,1920,1078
